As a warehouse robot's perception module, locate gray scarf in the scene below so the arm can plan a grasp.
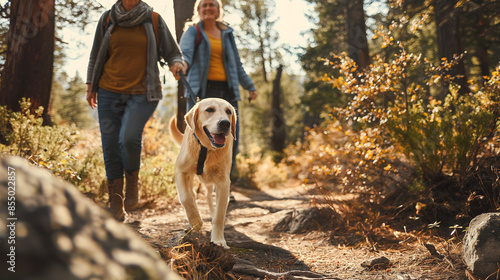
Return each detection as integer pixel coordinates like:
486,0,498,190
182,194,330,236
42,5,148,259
112,1,153,27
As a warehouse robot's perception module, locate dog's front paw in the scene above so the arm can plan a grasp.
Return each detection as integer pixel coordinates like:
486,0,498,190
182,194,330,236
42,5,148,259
211,238,229,249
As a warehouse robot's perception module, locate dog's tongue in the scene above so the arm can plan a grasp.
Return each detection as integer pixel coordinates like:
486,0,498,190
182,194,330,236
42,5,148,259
212,133,226,145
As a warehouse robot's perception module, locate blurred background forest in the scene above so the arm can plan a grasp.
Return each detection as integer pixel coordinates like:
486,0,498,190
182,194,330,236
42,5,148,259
0,0,499,231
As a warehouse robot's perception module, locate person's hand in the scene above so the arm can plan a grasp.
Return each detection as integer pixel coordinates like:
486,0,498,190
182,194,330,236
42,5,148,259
170,62,184,80
87,91,97,109
248,91,257,102
86,84,97,109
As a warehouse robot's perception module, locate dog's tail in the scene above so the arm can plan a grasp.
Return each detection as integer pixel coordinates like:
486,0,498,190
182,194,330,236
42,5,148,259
169,115,184,146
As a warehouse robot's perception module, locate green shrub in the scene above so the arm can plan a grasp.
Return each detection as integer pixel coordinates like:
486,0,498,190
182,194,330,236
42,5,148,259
139,156,177,201
0,100,178,203
0,98,81,181
287,14,500,197
387,82,499,183
67,133,107,200
139,116,178,201
235,143,288,188
327,48,499,188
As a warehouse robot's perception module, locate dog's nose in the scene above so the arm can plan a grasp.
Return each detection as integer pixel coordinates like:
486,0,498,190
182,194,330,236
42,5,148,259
218,119,230,131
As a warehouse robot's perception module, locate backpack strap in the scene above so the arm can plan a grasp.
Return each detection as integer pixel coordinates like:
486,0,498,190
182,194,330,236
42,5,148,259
151,11,160,48
105,10,112,33
194,24,202,47
191,23,202,65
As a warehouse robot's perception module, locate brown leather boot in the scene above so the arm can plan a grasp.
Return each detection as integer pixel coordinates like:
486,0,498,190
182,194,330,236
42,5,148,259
124,170,140,211
107,177,126,221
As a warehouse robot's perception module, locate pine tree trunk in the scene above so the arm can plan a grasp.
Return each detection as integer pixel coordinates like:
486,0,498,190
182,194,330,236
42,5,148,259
474,14,490,81
433,0,469,98
345,0,369,70
271,65,285,157
0,0,55,124
173,0,196,133
257,18,268,83
259,35,268,83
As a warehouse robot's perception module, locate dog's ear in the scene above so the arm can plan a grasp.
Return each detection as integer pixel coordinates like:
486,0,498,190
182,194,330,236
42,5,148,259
184,103,199,132
230,106,237,140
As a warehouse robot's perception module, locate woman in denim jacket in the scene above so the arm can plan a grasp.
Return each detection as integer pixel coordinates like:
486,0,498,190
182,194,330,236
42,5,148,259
179,0,257,191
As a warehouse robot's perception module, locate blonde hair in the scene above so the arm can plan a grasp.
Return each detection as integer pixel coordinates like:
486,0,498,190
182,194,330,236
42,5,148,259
183,0,224,31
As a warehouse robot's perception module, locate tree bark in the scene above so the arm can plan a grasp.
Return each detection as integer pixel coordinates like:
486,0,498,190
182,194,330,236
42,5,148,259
474,14,490,81
259,33,268,83
271,65,285,157
345,0,369,70
173,0,196,133
256,13,268,83
0,0,55,125
433,0,469,98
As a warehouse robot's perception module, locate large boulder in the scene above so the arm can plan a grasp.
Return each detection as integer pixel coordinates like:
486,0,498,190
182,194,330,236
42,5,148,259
273,207,340,234
463,212,500,279
0,156,180,280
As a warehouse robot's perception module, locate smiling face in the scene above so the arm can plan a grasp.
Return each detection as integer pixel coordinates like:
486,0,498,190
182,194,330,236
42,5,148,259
198,0,220,21
185,98,237,149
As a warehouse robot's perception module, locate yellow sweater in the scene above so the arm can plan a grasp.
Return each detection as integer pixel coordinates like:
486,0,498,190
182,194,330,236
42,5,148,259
99,25,148,94
207,33,227,82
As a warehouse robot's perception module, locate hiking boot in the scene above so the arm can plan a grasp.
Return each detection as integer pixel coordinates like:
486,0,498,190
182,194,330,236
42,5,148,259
108,177,126,221
124,170,140,211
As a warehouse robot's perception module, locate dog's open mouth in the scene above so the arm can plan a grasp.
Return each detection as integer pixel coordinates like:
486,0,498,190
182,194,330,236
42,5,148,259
204,127,226,148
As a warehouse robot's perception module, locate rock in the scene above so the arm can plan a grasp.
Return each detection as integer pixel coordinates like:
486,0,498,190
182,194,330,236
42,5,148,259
273,210,295,232
0,156,181,280
463,212,500,279
273,207,339,234
360,256,390,270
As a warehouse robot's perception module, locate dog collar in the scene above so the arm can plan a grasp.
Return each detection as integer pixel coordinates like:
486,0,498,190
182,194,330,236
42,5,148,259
193,133,207,175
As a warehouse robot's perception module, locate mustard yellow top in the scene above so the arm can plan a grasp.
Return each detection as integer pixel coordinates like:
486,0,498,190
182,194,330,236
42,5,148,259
206,33,227,81
99,25,148,94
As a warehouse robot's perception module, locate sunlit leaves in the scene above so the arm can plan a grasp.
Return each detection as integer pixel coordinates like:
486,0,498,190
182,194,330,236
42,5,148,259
0,98,81,180
287,9,500,196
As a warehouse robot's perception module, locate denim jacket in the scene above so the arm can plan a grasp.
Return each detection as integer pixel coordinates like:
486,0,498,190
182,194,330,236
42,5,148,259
87,11,183,102
179,21,255,101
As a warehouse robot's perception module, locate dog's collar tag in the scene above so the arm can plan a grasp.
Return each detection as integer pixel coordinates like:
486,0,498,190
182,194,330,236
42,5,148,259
193,133,207,175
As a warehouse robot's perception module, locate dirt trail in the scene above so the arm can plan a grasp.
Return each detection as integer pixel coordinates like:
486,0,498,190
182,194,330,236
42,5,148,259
129,182,467,279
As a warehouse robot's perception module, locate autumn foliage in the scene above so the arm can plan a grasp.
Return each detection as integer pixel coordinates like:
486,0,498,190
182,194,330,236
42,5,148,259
287,15,500,215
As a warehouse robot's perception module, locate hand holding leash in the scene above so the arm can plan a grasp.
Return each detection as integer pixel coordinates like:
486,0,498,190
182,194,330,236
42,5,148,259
248,90,257,103
170,62,184,80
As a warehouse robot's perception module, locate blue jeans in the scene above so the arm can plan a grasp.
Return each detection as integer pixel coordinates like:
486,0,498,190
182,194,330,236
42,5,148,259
187,81,239,177
98,88,158,180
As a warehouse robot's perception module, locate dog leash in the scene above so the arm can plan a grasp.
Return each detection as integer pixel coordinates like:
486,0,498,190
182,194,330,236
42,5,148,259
179,72,199,104
179,71,207,175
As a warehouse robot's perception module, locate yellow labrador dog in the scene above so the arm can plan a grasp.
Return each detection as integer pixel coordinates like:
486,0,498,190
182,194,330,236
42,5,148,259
169,98,236,249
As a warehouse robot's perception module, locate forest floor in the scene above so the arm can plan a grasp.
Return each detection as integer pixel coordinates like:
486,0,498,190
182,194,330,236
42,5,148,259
126,179,469,280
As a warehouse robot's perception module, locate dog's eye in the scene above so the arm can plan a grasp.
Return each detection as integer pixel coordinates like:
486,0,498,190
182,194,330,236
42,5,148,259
226,109,232,115
206,107,215,113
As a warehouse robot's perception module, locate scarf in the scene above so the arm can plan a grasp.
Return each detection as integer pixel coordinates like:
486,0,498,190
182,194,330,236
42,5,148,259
111,1,153,27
